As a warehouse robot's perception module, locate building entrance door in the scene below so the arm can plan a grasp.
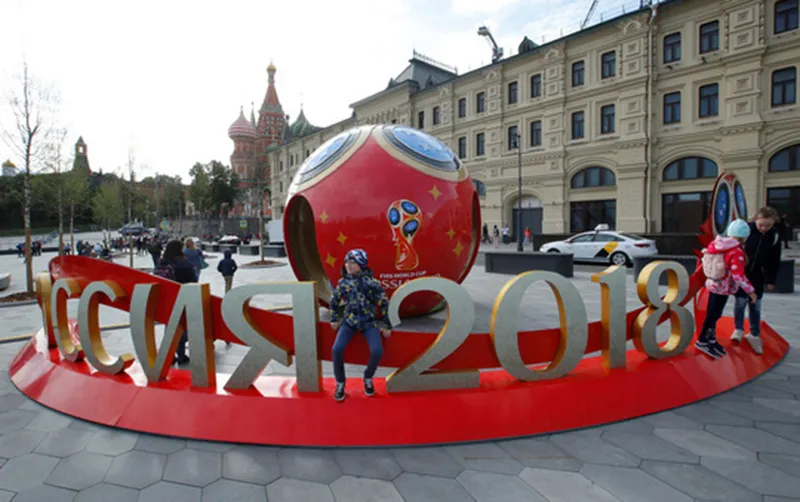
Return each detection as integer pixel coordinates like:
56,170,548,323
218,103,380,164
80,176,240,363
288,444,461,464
511,196,543,241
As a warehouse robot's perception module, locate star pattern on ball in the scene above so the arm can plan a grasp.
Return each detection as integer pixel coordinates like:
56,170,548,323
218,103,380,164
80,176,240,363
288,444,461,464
429,185,441,201
452,241,464,257
446,228,456,239
320,211,329,223
325,253,337,267
336,232,348,245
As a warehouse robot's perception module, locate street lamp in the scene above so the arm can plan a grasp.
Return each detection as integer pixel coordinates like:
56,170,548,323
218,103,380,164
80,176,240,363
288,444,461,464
512,132,524,252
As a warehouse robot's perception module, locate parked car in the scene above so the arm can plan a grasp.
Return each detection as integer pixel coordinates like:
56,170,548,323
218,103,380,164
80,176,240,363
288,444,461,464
119,224,147,236
539,225,658,266
219,235,242,245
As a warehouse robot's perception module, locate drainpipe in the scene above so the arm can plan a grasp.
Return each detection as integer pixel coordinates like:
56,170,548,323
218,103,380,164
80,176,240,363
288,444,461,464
644,2,658,233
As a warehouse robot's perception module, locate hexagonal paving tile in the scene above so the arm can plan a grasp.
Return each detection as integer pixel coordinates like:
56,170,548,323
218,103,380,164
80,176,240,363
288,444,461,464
654,428,756,460
0,393,27,412
760,453,800,478
46,451,113,491
333,449,402,480
549,434,640,467
9,484,77,502
25,409,73,432
496,438,582,471
756,422,800,443
85,430,138,456
711,401,800,423
0,453,60,492
671,403,753,427
202,479,267,502
0,428,46,457
134,434,186,454
74,483,139,502
581,464,692,502
601,432,699,463
330,476,404,502
445,443,523,475
163,448,222,487
706,425,800,455
519,467,620,502
222,446,281,485
754,398,800,418
34,429,94,457
138,481,201,502
0,489,12,502
105,450,166,489
640,460,761,502
0,410,36,434
393,472,475,502
701,458,800,498
640,411,703,430
392,447,464,478
277,448,341,484
266,477,334,502
456,470,546,502
186,439,236,453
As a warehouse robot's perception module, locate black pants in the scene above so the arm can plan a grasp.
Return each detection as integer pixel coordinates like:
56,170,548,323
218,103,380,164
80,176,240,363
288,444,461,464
700,292,729,340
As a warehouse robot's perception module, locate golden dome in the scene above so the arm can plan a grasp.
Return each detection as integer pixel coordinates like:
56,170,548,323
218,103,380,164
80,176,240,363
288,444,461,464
267,61,276,72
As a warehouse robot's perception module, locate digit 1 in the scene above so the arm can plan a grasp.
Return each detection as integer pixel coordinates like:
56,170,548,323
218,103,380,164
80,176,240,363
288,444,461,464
591,265,627,369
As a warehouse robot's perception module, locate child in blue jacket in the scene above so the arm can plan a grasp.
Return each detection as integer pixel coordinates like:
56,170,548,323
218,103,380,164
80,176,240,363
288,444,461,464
329,249,392,401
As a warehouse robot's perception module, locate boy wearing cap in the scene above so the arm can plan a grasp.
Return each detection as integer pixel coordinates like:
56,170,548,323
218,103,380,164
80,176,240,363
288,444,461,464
329,249,392,401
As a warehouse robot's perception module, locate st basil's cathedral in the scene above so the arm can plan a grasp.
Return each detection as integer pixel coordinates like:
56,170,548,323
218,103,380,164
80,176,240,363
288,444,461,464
227,63,319,218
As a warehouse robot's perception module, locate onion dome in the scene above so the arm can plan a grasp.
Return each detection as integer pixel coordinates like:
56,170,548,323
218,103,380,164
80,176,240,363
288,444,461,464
228,108,258,140
290,108,320,138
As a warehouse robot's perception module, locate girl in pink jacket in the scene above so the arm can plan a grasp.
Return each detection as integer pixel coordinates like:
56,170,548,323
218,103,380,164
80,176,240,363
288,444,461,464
696,219,758,359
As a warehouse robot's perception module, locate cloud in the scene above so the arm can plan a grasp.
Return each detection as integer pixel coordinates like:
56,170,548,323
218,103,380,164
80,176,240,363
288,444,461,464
450,0,524,15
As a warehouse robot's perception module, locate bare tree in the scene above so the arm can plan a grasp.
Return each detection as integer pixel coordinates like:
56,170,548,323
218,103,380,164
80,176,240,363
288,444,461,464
1,61,59,293
252,161,270,262
126,148,136,268
37,128,70,256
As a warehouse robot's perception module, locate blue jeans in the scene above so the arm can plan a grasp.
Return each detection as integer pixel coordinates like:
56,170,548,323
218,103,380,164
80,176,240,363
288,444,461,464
332,323,383,383
734,296,762,337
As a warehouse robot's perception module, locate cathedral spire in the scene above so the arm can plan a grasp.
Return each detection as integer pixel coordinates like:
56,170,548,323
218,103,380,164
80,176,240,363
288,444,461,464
250,102,256,127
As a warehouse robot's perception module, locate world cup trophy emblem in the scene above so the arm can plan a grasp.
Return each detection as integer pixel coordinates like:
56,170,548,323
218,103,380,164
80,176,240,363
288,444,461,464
388,200,423,271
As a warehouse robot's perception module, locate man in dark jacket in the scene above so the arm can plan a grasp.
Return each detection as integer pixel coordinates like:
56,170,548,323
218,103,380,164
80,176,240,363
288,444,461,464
217,249,238,293
730,207,782,355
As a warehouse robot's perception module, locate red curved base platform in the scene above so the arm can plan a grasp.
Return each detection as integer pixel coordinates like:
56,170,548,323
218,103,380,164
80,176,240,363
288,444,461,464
10,316,788,447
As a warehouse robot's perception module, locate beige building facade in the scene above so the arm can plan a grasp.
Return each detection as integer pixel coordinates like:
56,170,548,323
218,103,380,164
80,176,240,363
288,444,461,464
270,0,800,237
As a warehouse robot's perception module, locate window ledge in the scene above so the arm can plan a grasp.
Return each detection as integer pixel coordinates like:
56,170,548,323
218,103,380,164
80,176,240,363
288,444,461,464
526,146,545,153
663,61,682,69
696,117,721,126
601,76,618,83
473,155,487,161
597,134,619,141
569,139,589,145
662,124,682,131
769,105,796,113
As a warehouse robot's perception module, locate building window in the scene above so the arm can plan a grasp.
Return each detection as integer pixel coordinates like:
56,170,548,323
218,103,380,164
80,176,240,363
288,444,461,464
663,157,718,181
775,0,799,34
508,81,518,104
662,192,713,233
571,111,585,139
457,136,467,159
601,51,616,79
289,156,294,167
664,32,682,63
473,179,487,197
458,97,467,118
663,92,681,124
433,106,441,125
530,121,542,147
508,125,519,150
476,132,485,156
279,181,283,193
417,111,425,129
769,144,800,172
279,160,283,172
572,61,585,87
305,149,310,158
476,92,486,113
570,200,616,233
772,67,797,107
601,104,615,134
571,167,616,189
767,186,800,230
699,83,719,118
699,21,719,54
530,74,541,98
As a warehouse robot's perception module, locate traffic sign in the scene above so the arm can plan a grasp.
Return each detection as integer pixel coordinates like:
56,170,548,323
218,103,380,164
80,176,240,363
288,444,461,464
240,218,247,229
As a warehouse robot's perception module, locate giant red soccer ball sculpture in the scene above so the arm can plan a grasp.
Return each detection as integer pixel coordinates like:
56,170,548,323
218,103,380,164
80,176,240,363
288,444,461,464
283,125,480,317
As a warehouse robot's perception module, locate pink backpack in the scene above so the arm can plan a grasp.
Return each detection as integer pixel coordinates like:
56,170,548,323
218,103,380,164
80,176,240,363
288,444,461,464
701,248,727,280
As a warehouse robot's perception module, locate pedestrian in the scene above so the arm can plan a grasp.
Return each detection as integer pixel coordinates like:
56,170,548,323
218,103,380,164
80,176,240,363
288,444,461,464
524,227,532,246
482,223,490,244
154,239,197,365
329,249,392,401
730,206,783,355
492,225,500,247
183,237,204,280
695,219,757,359
780,213,792,249
217,249,238,293
502,225,510,246
148,239,163,268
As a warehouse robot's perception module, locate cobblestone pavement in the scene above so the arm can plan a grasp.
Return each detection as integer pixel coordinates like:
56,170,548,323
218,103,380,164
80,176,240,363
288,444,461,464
0,250,798,501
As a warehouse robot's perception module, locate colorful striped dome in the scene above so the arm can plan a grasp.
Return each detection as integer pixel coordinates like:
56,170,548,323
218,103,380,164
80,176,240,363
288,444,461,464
228,109,258,139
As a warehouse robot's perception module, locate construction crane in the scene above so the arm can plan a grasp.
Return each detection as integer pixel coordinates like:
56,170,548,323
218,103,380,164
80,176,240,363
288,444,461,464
581,0,599,29
477,26,504,63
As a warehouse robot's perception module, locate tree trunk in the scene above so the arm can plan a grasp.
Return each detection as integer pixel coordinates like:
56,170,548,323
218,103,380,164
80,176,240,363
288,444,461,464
259,198,265,262
70,202,75,252
58,186,64,257
23,151,33,294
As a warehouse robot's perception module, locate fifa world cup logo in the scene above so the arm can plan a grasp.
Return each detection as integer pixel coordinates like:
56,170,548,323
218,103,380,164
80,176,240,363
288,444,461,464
388,200,423,271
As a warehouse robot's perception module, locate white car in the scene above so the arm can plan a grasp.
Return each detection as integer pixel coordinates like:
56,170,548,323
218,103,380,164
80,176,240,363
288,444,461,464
540,226,657,266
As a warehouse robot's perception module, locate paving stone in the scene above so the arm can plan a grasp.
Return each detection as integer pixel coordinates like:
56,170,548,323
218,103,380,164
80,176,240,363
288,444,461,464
222,446,281,485
641,411,704,430
46,451,113,490
581,464,692,502
105,450,166,489
333,448,402,480
330,475,404,502
760,379,800,397
164,448,222,487
549,435,640,467
392,472,476,502
0,409,35,433
0,452,59,492
135,434,186,454
672,403,754,426
34,429,93,457
755,398,800,417
757,423,800,443
278,448,341,484
456,470,546,502
202,479,267,502
25,409,72,432
497,438,582,471
706,425,800,455
85,429,138,456
654,428,756,460
734,383,798,400
519,467,620,502
186,439,236,453
764,497,800,502
74,483,138,502
10,484,77,502
602,432,699,463
599,418,654,435
712,401,800,423
138,481,202,502
0,428,46,457
445,442,523,474
266,477,333,502
701,458,800,498
0,393,26,412
760,453,800,478
67,420,104,433
392,447,464,478
0,490,12,502
641,460,760,501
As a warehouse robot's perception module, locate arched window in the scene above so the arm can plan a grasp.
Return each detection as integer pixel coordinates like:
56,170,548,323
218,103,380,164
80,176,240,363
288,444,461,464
472,179,486,197
769,144,800,172
662,157,718,181
571,167,616,189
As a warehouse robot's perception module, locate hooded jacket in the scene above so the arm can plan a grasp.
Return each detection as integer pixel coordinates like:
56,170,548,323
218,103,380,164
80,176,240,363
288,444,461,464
329,268,392,331
217,250,238,276
734,221,781,298
704,236,755,296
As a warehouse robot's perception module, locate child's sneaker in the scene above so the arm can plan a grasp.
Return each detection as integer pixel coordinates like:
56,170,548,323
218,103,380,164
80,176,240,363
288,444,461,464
745,334,763,355
364,378,375,397
695,339,720,359
334,382,346,402
706,333,727,357
730,329,745,342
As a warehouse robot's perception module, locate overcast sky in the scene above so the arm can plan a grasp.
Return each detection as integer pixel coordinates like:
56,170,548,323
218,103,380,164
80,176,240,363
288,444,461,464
0,0,643,181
